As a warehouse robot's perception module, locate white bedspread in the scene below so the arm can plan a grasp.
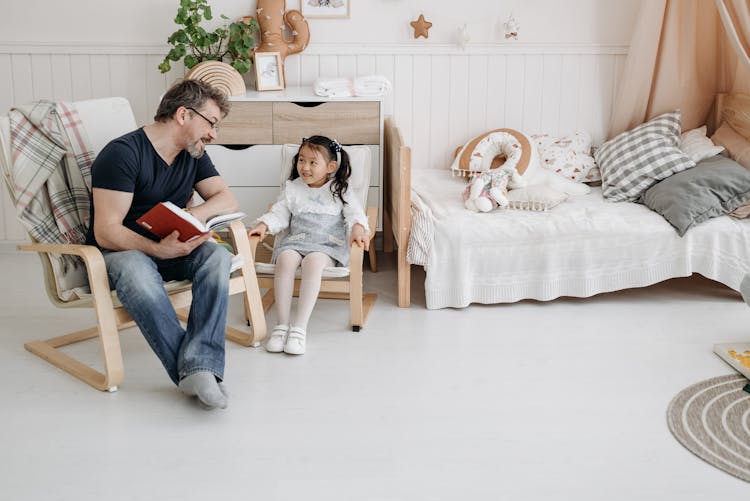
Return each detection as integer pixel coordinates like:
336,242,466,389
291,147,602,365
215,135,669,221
410,169,750,309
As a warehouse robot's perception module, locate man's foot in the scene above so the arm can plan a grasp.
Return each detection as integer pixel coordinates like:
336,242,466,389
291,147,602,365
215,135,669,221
284,326,306,355
179,371,227,410
265,324,289,353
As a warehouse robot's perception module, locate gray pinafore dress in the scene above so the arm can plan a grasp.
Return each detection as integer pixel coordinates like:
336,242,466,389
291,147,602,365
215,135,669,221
272,211,349,266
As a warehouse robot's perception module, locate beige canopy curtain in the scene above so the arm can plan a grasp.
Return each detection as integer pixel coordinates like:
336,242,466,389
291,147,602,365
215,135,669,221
608,0,750,139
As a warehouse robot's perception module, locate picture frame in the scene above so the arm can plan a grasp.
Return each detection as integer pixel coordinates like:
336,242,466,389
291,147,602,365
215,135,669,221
254,52,285,91
300,0,350,19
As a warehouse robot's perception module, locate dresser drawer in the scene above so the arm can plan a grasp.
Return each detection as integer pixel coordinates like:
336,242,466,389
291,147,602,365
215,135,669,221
272,102,379,144
216,102,273,144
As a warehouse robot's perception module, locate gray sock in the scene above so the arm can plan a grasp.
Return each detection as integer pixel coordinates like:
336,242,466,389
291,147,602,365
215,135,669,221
217,381,229,403
741,274,750,306
179,371,227,410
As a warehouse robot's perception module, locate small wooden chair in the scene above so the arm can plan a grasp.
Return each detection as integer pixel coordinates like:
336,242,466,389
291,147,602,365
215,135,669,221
248,143,377,331
0,97,266,392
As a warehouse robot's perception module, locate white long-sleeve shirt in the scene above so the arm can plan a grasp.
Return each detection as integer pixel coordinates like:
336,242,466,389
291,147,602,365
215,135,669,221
257,178,369,236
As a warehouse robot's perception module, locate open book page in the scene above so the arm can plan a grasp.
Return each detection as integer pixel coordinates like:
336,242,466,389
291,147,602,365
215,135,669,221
205,211,247,232
714,342,750,380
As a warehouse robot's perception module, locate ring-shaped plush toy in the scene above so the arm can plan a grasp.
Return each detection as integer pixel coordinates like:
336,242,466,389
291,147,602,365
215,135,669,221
452,128,532,177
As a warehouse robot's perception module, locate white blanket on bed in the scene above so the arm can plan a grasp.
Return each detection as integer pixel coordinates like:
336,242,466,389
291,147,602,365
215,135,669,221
410,169,750,309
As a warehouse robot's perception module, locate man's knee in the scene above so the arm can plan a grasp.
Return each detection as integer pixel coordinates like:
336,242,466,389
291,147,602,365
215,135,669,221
193,243,232,283
105,250,155,281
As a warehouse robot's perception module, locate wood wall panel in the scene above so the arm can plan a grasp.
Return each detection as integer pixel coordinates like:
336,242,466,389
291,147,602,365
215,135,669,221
0,44,626,241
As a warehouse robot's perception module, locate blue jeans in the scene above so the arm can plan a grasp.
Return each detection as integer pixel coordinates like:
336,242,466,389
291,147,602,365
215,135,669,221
103,242,232,385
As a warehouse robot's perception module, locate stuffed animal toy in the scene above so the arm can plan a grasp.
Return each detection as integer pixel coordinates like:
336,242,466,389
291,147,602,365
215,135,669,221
243,0,310,74
451,128,590,197
463,167,512,212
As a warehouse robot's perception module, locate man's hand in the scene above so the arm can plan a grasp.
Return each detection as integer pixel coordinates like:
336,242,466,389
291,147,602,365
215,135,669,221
153,231,213,259
248,222,268,241
350,223,369,251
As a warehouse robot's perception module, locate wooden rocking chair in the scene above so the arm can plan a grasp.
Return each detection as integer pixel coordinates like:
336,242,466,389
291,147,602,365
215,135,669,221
247,143,377,332
0,97,266,392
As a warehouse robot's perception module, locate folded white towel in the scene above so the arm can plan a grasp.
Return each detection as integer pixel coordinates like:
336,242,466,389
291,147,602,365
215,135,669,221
354,75,392,97
313,77,354,97
313,75,393,98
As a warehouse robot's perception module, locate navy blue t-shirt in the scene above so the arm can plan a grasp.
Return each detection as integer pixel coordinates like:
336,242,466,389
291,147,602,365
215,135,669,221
85,128,219,247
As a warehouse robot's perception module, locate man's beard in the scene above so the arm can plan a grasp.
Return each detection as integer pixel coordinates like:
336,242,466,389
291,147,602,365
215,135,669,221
187,139,206,159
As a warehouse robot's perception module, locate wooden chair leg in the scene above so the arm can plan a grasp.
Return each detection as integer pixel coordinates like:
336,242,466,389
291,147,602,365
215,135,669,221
24,307,124,392
398,244,411,308
368,248,377,273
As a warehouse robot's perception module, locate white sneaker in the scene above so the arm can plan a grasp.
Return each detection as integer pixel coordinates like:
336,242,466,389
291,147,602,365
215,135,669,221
284,326,306,355
265,324,289,353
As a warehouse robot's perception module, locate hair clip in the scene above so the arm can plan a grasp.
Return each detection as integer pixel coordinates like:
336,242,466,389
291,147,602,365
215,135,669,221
329,139,342,153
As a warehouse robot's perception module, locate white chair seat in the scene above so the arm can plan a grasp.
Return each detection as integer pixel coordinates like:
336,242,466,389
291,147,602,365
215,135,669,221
254,262,350,278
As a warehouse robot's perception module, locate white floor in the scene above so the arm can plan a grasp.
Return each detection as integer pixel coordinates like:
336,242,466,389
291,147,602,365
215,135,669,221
0,247,748,500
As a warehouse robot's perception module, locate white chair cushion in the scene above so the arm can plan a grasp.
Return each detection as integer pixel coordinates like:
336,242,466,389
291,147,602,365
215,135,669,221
255,262,350,278
73,97,137,156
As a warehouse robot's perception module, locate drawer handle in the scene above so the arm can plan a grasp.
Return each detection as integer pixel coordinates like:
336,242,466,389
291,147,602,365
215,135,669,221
217,144,256,150
291,102,325,108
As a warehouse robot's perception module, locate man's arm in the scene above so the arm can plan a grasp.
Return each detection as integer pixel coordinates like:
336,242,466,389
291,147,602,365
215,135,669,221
92,188,211,259
189,176,239,223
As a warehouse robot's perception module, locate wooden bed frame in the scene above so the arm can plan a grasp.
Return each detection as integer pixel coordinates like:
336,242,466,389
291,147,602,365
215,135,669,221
382,93,750,310
383,117,412,307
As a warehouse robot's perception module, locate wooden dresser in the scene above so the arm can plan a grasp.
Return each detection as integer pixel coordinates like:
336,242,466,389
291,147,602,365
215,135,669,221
206,87,384,231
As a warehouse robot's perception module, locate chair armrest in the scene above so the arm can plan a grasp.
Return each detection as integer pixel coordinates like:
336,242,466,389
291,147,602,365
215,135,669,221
366,206,377,242
18,242,107,276
17,242,114,308
349,240,364,274
227,220,258,260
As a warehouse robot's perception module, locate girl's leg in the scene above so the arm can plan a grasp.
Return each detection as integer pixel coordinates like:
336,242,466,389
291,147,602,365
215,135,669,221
292,252,334,330
274,249,303,325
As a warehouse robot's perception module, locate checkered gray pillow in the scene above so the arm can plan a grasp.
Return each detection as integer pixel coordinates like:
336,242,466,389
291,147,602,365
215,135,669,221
595,111,695,202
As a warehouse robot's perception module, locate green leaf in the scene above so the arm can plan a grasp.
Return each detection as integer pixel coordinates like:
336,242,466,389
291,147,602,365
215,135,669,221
184,55,199,68
204,6,212,20
232,59,251,75
158,60,171,74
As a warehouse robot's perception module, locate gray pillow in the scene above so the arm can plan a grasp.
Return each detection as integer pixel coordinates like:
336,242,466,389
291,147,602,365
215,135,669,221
640,154,750,236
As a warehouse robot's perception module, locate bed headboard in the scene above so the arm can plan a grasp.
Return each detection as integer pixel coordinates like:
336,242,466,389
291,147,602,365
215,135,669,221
714,92,750,138
383,117,412,307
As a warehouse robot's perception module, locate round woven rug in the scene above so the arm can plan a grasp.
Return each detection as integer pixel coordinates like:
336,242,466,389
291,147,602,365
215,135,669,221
667,374,750,482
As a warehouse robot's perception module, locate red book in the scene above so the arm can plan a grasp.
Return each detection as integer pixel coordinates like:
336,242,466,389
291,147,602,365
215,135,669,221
136,201,246,242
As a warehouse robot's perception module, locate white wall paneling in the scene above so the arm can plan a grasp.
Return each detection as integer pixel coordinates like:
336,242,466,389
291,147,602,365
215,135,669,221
0,43,627,241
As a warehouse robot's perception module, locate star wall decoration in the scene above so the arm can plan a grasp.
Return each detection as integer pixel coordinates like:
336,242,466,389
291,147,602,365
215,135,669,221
410,14,432,39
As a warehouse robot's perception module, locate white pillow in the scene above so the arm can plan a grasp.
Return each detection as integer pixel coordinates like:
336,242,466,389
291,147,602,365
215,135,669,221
506,185,568,211
680,125,724,163
531,131,600,183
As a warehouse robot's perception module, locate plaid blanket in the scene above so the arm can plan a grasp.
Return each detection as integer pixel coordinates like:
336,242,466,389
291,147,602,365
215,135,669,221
9,100,95,301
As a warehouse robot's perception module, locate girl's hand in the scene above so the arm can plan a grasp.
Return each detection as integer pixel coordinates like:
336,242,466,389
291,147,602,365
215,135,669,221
350,223,369,251
248,222,268,241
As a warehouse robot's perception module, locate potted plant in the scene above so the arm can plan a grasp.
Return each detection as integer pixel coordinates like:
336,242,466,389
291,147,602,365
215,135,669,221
158,0,259,75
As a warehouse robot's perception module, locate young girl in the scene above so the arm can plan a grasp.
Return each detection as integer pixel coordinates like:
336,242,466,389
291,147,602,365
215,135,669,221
248,135,370,355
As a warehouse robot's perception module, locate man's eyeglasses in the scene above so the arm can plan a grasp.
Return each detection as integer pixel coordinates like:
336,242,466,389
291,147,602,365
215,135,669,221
186,107,220,132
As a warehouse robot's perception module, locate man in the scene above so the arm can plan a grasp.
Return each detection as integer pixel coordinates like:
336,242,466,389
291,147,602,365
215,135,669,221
85,80,237,410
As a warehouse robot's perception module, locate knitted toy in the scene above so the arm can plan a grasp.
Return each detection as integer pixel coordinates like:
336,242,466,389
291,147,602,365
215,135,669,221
463,168,512,212
243,0,310,70
451,128,591,207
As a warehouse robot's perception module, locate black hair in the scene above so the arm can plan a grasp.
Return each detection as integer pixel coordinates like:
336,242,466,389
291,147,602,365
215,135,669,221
290,135,351,204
